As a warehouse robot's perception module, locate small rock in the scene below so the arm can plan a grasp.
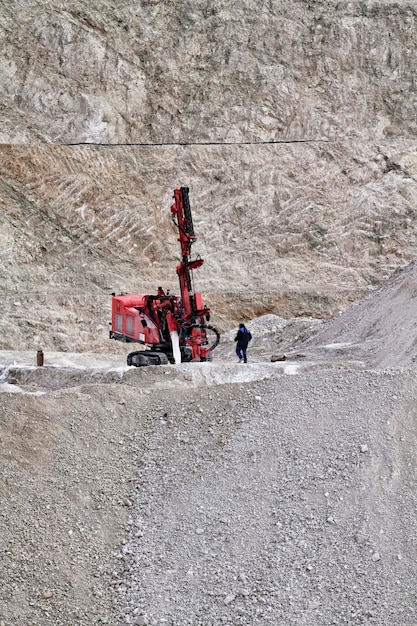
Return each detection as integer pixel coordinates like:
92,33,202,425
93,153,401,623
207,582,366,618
360,444,369,453
224,593,236,605
135,616,149,626
308,599,321,610
271,354,286,362
354,533,368,545
42,589,53,599
372,551,381,562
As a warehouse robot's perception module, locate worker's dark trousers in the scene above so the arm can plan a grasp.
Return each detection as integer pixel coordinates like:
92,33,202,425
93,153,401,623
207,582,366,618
236,344,247,363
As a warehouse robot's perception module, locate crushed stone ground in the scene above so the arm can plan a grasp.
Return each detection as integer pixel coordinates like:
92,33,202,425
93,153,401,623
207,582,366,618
1,356,417,625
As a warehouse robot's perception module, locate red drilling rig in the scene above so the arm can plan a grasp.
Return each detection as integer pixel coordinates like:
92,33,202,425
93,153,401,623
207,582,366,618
110,187,220,366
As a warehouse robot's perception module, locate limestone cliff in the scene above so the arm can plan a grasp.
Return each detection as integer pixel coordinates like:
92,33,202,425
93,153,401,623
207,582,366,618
2,1,416,143
1,1,416,350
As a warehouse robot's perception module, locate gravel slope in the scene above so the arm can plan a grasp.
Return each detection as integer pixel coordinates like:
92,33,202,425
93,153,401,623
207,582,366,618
116,367,417,626
3,356,416,625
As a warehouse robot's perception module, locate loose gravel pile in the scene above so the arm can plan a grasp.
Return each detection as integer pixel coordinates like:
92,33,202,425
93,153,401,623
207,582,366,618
114,366,417,626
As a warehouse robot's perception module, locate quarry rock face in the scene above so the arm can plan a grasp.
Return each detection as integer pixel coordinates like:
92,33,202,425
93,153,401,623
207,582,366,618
1,1,417,349
1,1,416,144
1,140,417,351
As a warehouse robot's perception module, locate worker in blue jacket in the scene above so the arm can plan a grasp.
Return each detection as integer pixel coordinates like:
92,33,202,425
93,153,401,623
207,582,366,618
234,323,252,363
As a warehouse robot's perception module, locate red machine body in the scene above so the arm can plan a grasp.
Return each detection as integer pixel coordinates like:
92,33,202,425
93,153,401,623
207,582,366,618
110,187,219,366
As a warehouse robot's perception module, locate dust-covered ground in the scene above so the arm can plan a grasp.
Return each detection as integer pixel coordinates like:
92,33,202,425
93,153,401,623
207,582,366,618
1,263,417,626
2,361,417,626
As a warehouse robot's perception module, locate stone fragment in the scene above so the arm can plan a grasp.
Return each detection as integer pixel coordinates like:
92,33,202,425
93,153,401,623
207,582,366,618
354,533,368,545
224,593,236,605
308,599,321,610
